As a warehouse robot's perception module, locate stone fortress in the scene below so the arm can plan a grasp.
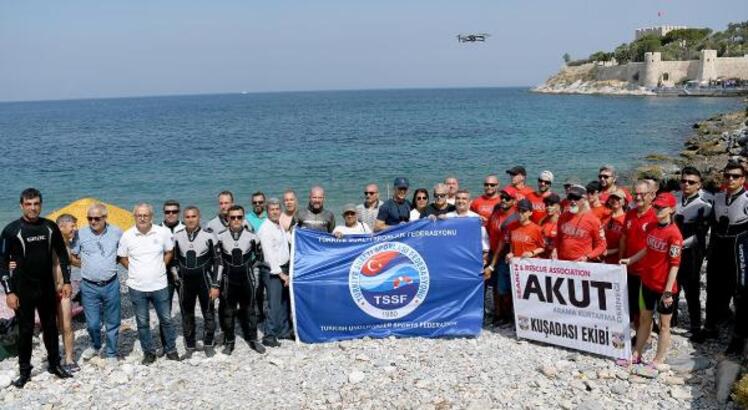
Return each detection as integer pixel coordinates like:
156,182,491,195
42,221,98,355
599,25,748,88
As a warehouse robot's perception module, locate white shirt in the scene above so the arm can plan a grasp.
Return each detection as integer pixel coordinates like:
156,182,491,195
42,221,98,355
409,208,422,221
332,222,372,236
444,211,489,252
117,224,175,292
257,220,291,275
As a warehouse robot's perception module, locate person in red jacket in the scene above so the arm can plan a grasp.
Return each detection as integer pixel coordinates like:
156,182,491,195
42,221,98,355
620,192,683,370
619,180,657,328
551,185,606,261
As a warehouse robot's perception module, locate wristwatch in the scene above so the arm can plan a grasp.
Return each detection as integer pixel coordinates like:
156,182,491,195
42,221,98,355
662,291,673,298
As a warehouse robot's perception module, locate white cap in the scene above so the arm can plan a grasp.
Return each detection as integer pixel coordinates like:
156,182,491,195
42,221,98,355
538,170,554,183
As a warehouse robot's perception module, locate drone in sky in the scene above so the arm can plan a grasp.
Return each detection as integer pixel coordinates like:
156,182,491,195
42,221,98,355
457,33,490,43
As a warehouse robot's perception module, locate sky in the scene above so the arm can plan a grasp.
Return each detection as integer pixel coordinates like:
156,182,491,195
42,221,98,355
0,0,745,102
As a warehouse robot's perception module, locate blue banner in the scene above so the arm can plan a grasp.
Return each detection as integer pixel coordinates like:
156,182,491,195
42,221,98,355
291,218,484,343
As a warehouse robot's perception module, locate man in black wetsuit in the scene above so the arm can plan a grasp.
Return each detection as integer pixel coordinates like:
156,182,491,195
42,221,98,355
0,188,73,387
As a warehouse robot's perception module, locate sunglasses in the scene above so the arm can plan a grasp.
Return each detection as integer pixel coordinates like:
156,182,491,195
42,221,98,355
87,216,104,222
598,174,612,180
567,194,583,201
364,191,377,196
415,196,428,200
680,179,699,185
163,210,179,215
538,179,551,185
252,201,264,205
228,215,244,220
483,183,498,187
724,173,744,180
434,193,447,198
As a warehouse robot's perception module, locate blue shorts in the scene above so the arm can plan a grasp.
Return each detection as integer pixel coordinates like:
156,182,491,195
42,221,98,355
496,259,511,296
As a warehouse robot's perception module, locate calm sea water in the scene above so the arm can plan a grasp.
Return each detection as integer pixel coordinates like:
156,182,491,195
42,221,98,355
0,88,742,225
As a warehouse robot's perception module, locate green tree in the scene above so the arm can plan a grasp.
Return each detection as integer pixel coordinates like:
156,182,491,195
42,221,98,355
614,43,632,64
631,35,662,62
589,51,613,62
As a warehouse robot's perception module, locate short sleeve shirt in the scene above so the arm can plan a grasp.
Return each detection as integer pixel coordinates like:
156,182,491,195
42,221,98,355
640,223,683,293
117,225,174,292
72,224,123,282
377,199,412,226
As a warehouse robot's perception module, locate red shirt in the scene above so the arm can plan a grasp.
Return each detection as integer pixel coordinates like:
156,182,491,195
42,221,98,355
540,217,558,258
487,208,516,252
555,211,607,261
470,195,501,225
622,208,658,275
640,223,683,293
600,186,633,204
525,191,550,224
603,213,626,264
591,204,611,222
510,222,545,257
514,185,534,201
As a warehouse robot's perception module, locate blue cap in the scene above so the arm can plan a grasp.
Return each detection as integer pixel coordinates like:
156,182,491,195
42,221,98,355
393,177,410,188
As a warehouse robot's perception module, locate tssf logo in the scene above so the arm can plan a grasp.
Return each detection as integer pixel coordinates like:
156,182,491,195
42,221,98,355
349,242,430,320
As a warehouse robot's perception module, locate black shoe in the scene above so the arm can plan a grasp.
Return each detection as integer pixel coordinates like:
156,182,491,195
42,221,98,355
165,351,180,361
689,329,706,344
702,327,719,340
726,338,745,356
182,348,195,360
48,364,73,379
12,372,31,388
204,345,216,358
262,337,281,348
248,341,266,354
222,343,235,356
141,353,157,365
156,348,166,358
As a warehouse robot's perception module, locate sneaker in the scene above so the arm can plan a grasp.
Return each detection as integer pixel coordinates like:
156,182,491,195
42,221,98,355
204,345,216,358
262,337,281,348
248,341,266,354
165,351,181,361
222,343,235,356
80,347,99,361
141,353,157,366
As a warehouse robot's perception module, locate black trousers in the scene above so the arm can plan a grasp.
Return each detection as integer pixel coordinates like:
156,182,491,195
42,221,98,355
179,274,216,348
16,280,60,373
260,270,291,340
705,237,738,329
219,280,258,344
673,247,704,330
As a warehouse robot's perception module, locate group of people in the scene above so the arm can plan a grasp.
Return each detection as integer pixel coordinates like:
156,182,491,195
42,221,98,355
1,159,747,386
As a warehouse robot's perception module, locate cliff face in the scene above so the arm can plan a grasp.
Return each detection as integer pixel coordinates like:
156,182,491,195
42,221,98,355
532,63,654,96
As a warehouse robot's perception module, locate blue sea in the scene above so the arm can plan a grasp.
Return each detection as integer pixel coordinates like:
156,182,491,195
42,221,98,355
0,88,742,225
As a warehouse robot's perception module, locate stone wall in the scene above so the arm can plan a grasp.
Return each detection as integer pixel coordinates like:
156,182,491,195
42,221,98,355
716,55,748,79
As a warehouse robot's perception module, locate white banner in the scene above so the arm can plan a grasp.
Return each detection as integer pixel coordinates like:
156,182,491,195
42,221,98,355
510,258,631,360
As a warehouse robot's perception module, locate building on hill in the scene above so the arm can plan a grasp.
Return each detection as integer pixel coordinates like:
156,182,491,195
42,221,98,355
635,25,688,40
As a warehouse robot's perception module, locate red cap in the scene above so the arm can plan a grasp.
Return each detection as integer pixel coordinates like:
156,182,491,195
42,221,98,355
652,192,676,209
500,185,518,199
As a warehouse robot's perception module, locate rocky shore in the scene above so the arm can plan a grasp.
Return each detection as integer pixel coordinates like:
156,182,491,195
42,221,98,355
632,105,748,186
532,64,654,96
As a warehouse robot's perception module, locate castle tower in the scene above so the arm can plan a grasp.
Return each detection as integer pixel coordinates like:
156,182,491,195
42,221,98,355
697,49,717,84
642,51,662,87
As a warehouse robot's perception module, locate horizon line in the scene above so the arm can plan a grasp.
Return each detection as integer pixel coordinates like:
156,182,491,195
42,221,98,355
0,84,533,105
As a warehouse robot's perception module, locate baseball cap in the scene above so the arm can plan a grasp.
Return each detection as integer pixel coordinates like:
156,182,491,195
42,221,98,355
393,177,410,189
652,192,676,209
566,185,586,200
586,180,602,193
500,186,518,199
543,193,562,206
506,166,527,176
563,176,581,187
606,189,627,202
538,170,554,183
342,203,357,215
517,199,533,212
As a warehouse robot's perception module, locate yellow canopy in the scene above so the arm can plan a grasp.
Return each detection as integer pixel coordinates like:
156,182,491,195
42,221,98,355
45,197,134,231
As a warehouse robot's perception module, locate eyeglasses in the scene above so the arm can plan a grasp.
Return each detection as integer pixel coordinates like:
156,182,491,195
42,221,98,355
434,193,447,198
228,215,244,220
598,174,612,180
163,210,179,215
483,183,498,187
135,214,151,219
538,179,551,185
724,173,744,180
87,216,104,222
680,179,699,185
415,196,428,201
364,191,377,196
